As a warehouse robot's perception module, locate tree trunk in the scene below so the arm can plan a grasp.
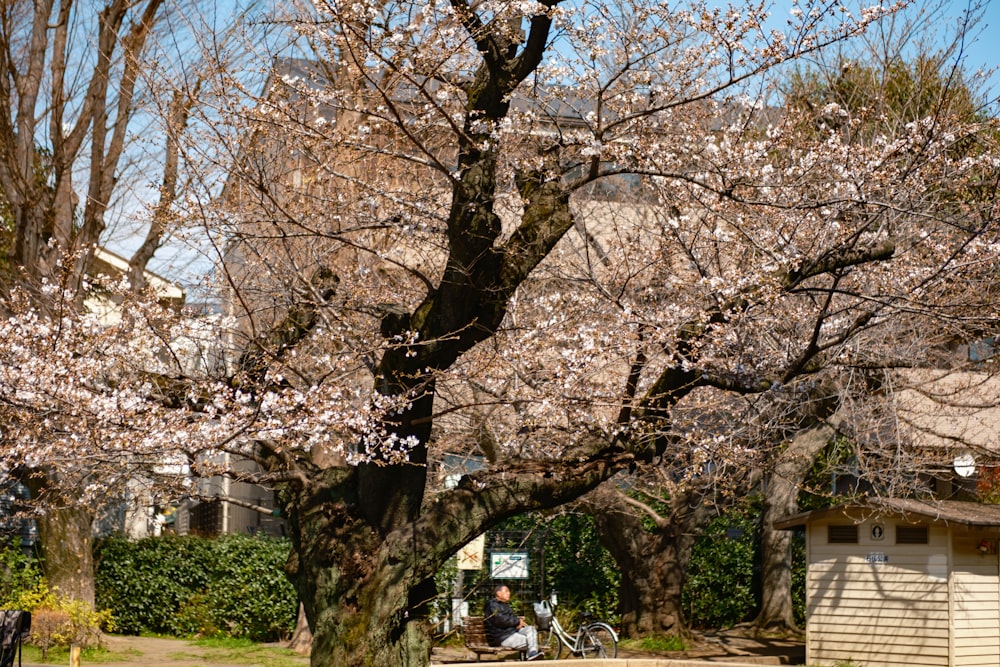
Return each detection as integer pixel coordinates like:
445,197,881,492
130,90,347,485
755,507,795,631
279,452,630,666
287,603,312,655
604,523,687,637
293,517,425,666
753,424,834,632
589,487,713,638
22,473,97,607
33,506,96,607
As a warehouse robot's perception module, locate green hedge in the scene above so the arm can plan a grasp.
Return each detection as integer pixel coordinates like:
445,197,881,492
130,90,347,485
95,533,297,641
682,499,807,629
683,507,759,629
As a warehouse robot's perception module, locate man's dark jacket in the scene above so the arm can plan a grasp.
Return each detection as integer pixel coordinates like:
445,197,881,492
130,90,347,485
483,598,520,646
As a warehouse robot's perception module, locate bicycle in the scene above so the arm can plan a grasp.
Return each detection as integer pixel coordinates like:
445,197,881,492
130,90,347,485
533,595,618,659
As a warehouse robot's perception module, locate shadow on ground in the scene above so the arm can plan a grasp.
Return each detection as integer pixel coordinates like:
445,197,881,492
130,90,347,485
431,625,805,665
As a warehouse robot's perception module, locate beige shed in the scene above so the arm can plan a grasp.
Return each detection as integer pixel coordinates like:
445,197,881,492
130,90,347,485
776,499,1000,667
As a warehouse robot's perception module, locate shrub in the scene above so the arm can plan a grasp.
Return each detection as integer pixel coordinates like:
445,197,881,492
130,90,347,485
29,609,71,660
198,533,298,641
10,581,114,654
95,533,214,635
0,541,41,606
174,592,220,638
96,533,297,641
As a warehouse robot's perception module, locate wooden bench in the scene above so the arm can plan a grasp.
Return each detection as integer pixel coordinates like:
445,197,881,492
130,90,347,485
462,616,523,662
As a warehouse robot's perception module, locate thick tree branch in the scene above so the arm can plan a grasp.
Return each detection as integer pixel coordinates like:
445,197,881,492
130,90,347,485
75,0,165,273
781,240,896,289
234,267,339,391
502,169,576,289
384,447,633,580
130,83,199,292
617,334,648,426
511,4,558,82
614,491,671,530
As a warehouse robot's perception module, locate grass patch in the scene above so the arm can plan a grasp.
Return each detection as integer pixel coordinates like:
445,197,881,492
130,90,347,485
22,636,307,667
186,637,307,667
21,644,143,664
191,636,258,649
620,634,687,652
433,630,465,648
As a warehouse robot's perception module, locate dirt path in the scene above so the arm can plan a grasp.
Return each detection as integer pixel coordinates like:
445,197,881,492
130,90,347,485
18,635,310,667
16,626,803,666
113,635,307,667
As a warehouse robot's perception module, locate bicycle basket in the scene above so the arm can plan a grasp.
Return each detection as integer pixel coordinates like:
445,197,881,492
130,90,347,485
532,601,552,631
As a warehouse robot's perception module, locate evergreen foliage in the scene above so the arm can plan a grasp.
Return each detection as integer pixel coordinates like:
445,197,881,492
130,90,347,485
683,501,808,629
95,533,297,641
539,513,621,621
683,507,759,629
0,541,42,605
486,504,808,632
494,512,621,622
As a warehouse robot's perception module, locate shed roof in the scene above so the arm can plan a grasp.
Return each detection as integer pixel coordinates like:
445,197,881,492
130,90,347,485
774,498,1000,530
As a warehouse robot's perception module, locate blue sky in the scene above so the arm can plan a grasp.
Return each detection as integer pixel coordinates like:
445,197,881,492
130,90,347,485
141,0,1000,289
762,1,1000,108
951,0,1000,103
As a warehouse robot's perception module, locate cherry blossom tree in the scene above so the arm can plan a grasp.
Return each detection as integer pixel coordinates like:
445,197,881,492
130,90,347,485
749,4,1000,631
0,0,250,604
191,0,997,663
2,1,998,666
0,0,177,605
581,0,1000,634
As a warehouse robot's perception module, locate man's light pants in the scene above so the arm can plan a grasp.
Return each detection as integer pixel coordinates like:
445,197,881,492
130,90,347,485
500,625,539,654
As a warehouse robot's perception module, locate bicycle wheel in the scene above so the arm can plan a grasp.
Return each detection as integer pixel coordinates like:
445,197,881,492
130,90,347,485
540,627,565,659
580,622,618,659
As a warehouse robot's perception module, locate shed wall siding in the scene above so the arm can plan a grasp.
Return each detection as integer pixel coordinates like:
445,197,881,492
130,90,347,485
950,534,999,666
806,521,950,667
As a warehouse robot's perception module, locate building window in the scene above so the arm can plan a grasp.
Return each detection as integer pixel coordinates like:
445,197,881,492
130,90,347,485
828,525,859,544
896,525,929,545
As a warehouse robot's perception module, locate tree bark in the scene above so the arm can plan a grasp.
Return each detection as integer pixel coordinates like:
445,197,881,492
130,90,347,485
33,506,96,606
280,452,630,666
753,424,834,632
20,472,96,606
287,603,312,655
588,487,713,638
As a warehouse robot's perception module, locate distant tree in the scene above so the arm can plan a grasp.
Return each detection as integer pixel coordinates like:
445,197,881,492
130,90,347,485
0,0,244,606
752,1,999,632
0,0,177,606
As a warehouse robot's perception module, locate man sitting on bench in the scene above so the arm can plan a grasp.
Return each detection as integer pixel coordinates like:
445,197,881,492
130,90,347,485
483,585,543,661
